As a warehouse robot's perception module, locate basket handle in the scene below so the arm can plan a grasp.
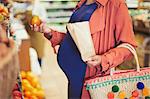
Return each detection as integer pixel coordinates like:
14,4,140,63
110,43,140,76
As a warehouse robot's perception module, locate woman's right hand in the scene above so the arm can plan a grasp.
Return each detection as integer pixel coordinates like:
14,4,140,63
30,22,51,34
30,23,53,40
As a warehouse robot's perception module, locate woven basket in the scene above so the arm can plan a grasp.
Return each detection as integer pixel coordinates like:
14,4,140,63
0,42,19,99
85,44,150,99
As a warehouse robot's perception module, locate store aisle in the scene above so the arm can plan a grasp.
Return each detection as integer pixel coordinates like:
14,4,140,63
40,38,68,99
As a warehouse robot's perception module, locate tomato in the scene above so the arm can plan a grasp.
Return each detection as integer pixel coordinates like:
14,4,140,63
13,90,22,98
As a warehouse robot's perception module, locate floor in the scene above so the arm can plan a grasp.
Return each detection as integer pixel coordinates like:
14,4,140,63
40,38,68,99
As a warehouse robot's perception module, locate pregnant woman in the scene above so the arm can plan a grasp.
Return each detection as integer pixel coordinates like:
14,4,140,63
31,0,137,98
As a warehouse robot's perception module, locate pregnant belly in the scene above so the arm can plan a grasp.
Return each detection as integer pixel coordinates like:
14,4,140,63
57,34,86,71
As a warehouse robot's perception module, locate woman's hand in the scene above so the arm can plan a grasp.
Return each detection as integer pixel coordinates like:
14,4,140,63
86,55,101,67
30,22,51,34
30,22,53,40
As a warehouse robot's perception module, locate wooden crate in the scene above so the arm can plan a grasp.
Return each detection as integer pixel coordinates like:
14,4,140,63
18,39,31,71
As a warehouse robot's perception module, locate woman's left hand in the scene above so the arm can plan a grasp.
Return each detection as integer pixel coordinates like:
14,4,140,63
86,55,101,67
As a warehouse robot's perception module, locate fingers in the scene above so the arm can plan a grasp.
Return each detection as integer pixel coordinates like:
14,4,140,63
33,24,39,32
91,55,101,61
30,25,33,31
86,55,102,67
86,61,98,67
39,23,44,33
29,20,51,34
86,55,101,62
30,24,40,32
87,56,98,62
30,22,50,34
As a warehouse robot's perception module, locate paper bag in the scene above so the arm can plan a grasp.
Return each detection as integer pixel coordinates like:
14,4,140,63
67,21,96,62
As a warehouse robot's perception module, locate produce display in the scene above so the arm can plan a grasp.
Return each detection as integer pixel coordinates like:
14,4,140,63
129,9,150,34
0,4,44,99
21,71,45,99
0,4,9,44
0,4,9,18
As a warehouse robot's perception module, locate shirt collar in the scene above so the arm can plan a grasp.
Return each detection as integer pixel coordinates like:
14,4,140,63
75,0,108,11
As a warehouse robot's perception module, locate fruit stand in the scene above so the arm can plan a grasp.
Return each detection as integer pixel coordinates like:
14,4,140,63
11,2,46,98
0,3,45,99
21,71,45,99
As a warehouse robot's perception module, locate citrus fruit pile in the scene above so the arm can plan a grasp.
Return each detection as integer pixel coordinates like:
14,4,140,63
0,4,9,21
21,71,45,99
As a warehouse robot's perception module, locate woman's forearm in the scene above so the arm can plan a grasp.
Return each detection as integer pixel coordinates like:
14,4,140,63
101,47,133,72
44,29,66,47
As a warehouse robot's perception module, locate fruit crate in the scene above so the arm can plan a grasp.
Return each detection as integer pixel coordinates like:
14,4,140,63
0,41,19,99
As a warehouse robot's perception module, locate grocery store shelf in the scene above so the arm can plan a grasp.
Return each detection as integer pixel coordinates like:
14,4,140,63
126,0,138,8
40,0,77,31
127,4,138,8
144,0,150,2
45,4,76,9
138,0,150,9
134,26,150,35
48,24,67,32
47,17,69,23
47,11,72,18
138,6,150,9
40,0,78,2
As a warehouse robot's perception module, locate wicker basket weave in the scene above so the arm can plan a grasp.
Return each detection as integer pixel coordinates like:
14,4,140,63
0,42,19,99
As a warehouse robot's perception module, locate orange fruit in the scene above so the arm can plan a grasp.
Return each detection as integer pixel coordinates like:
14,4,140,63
24,91,32,97
26,77,32,83
32,88,38,95
36,84,41,89
37,88,44,92
1,12,8,17
26,72,35,82
24,84,34,92
22,86,25,91
21,71,26,79
22,79,33,91
24,97,28,99
30,15,41,26
30,96,38,99
22,79,30,87
30,78,38,88
36,90,45,98
0,14,4,22
3,7,8,14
